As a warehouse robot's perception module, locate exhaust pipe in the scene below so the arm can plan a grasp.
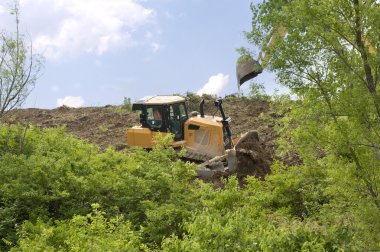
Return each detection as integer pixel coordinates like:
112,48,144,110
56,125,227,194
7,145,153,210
199,99,205,118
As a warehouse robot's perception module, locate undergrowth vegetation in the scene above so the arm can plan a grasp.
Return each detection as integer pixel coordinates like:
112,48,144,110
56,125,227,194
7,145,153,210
0,123,378,251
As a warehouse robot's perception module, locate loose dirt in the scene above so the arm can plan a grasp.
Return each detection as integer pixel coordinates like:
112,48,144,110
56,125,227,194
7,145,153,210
2,105,140,150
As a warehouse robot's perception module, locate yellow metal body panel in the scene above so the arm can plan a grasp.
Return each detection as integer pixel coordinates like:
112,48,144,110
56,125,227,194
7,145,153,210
126,126,170,148
184,116,225,160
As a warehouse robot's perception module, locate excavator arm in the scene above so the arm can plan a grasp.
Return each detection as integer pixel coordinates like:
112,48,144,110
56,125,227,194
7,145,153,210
236,22,376,88
236,25,287,88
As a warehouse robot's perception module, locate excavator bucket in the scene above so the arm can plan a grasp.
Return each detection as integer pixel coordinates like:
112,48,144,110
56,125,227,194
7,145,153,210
236,55,263,87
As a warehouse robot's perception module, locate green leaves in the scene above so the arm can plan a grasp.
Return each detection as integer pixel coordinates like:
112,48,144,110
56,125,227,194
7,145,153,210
0,124,200,250
12,204,146,252
243,0,380,250
2,121,377,250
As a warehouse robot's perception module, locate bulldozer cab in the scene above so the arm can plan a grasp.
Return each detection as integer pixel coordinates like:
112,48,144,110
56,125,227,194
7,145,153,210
132,96,188,141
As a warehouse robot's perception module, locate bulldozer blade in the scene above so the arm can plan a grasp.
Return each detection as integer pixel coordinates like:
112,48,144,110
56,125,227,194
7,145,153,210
226,149,237,173
197,154,229,179
195,131,269,180
196,168,217,179
236,55,263,86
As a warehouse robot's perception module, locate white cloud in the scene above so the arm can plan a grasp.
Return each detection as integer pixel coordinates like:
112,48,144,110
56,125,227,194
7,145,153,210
17,0,155,59
57,96,85,108
197,73,230,96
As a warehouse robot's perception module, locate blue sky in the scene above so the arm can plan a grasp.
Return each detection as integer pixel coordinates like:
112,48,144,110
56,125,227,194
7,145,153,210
0,0,280,108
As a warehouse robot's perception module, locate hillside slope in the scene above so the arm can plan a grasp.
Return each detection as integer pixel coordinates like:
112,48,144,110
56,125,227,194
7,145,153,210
1,95,278,171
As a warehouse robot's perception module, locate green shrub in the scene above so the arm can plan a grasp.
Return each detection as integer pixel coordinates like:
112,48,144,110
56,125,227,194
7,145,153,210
0,123,378,251
0,124,198,250
11,204,147,252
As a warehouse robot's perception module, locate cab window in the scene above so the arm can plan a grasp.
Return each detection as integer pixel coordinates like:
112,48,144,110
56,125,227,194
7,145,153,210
179,103,187,119
168,103,187,140
146,106,162,128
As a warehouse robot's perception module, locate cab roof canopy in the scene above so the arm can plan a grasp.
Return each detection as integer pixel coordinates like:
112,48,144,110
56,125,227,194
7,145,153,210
132,95,186,110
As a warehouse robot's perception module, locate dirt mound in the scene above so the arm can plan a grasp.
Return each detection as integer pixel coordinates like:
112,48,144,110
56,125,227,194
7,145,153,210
234,131,271,180
2,106,139,150
1,94,279,180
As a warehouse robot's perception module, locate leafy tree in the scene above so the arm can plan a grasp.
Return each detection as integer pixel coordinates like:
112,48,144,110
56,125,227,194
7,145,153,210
0,1,43,118
123,97,133,111
244,0,380,250
248,81,270,101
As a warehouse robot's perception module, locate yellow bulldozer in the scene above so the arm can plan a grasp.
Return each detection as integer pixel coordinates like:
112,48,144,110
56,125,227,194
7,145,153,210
126,57,266,179
126,94,265,178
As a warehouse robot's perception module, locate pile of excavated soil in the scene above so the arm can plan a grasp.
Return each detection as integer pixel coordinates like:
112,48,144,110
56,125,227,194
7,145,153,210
234,130,272,180
1,94,280,179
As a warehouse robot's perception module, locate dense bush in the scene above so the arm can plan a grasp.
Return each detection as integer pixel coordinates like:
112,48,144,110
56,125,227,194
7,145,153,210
1,123,379,251
0,124,197,250
161,168,352,251
11,204,146,251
